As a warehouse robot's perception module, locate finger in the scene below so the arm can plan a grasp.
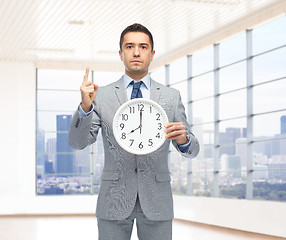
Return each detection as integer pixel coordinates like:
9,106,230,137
165,129,185,139
82,67,90,85
90,89,97,101
164,122,183,129
166,134,184,141
166,135,183,141
84,88,96,94
84,85,96,93
80,83,93,93
165,124,185,134
80,84,93,92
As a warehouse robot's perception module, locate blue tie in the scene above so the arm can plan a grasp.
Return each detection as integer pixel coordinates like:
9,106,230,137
131,81,143,99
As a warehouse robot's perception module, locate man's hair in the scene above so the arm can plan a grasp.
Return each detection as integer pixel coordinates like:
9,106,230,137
119,23,154,51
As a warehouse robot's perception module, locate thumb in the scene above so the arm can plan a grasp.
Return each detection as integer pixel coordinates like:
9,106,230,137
90,84,98,101
93,83,98,92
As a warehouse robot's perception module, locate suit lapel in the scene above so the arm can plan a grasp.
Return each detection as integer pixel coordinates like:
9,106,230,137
114,77,128,105
150,78,161,103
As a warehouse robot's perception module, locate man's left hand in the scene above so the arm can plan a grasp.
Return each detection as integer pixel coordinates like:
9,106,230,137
164,122,188,145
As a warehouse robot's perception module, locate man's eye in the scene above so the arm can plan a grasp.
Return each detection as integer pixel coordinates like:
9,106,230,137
141,46,147,49
127,46,132,49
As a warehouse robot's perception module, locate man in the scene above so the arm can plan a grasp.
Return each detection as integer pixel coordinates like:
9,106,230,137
69,23,199,240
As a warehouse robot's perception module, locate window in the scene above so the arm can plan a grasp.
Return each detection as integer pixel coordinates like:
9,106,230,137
192,98,214,124
169,57,187,84
192,72,214,100
253,47,286,84
192,46,213,76
253,16,286,55
219,61,246,93
36,16,286,201
150,66,165,85
167,15,286,201
219,32,246,67
36,69,122,195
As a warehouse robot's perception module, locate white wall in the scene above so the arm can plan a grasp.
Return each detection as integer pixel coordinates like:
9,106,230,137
0,61,285,238
0,61,35,197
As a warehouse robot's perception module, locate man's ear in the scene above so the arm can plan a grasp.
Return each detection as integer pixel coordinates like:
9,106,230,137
150,50,155,61
119,50,123,61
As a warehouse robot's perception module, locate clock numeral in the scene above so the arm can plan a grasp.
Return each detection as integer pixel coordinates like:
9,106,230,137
122,114,129,121
156,113,160,120
158,123,162,130
138,104,144,111
120,123,125,130
150,106,152,113
139,142,144,149
156,133,160,138
121,132,126,139
148,139,153,146
129,139,134,146
129,106,135,114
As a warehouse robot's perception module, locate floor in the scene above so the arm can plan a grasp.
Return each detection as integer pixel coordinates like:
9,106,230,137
0,215,284,240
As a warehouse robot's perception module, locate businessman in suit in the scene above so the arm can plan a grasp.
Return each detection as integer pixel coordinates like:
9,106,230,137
69,23,199,240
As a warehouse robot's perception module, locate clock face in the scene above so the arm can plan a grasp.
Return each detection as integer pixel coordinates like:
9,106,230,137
113,99,169,155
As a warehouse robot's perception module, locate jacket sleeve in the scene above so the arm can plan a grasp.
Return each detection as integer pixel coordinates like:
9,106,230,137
172,92,200,159
68,97,101,150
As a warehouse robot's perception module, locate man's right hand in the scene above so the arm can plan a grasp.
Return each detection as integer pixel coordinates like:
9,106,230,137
80,67,98,113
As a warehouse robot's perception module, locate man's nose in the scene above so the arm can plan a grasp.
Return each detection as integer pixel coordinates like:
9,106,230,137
133,46,140,56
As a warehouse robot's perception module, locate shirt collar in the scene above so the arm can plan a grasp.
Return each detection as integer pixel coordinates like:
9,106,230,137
123,73,151,90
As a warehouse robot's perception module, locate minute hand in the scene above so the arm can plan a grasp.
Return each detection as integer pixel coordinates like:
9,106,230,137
139,110,142,134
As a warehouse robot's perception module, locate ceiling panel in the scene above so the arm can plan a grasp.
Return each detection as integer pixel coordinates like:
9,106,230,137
0,0,285,71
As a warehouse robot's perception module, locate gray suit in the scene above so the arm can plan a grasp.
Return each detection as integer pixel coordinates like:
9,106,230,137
69,77,199,222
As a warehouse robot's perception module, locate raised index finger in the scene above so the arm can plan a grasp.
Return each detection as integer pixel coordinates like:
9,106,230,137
82,67,90,84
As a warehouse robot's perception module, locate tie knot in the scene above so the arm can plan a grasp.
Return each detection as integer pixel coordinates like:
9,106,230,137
131,81,143,89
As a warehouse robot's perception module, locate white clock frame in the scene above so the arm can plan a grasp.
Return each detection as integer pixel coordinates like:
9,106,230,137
113,98,169,155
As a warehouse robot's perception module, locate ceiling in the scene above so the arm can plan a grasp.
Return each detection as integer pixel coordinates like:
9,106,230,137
0,0,285,71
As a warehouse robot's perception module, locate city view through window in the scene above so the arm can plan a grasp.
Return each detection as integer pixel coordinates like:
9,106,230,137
37,16,286,201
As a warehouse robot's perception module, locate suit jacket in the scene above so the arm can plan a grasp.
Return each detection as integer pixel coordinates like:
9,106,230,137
68,77,200,221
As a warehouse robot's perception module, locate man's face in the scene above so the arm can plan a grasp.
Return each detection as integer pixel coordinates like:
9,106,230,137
119,32,155,77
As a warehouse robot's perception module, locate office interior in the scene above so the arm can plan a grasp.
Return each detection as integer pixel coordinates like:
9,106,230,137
0,0,286,239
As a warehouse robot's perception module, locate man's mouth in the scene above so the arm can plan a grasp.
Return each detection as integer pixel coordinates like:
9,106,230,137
131,60,142,63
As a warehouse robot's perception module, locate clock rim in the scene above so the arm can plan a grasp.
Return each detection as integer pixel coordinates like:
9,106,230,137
112,98,169,155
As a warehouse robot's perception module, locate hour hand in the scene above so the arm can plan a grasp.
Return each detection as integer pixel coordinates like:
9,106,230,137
128,125,140,134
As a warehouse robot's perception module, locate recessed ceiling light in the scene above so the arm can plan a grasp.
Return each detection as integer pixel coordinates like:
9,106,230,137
68,20,85,25
89,0,141,2
96,50,118,55
170,0,240,6
25,48,75,54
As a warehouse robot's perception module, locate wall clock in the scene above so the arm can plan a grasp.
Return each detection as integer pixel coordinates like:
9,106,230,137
113,98,169,155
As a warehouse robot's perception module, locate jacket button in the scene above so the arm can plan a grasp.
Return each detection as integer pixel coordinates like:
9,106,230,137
135,168,137,173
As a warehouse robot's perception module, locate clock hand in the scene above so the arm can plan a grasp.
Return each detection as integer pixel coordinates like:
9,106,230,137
128,109,144,135
140,110,142,134
128,125,141,134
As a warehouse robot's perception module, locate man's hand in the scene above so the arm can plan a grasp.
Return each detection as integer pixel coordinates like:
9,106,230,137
164,122,188,145
80,67,98,113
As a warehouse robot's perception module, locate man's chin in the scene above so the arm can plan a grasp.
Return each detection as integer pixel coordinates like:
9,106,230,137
127,67,145,73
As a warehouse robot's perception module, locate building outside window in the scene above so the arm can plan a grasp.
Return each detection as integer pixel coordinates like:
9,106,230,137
36,70,121,195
